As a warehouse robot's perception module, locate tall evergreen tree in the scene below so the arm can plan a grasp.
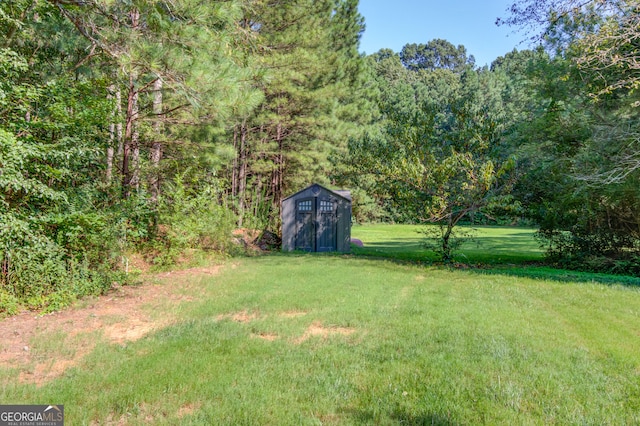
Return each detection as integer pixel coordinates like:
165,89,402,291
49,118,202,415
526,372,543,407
227,0,366,227
50,0,258,198
400,39,475,72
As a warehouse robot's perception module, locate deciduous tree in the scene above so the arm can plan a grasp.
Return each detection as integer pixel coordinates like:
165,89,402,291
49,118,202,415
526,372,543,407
347,64,517,261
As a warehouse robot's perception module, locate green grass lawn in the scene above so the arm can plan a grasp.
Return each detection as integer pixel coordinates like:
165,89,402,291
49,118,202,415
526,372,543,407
351,223,544,264
2,226,640,424
352,224,640,286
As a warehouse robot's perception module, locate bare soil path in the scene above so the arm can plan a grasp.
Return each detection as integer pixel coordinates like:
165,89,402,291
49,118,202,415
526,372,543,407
0,265,222,386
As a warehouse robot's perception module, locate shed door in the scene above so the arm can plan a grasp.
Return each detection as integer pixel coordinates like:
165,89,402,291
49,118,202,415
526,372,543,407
295,198,314,251
317,199,337,252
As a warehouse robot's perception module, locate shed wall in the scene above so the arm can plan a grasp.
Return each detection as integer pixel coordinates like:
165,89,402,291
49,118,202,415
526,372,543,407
281,184,351,253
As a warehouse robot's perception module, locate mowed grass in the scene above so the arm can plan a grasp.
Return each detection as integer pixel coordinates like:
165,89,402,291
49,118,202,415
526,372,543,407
352,224,640,286
351,224,544,264
2,248,640,424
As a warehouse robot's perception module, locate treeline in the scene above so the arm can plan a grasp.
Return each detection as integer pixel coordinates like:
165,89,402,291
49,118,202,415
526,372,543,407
343,0,640,271
0,0,367,313
1,0,638,314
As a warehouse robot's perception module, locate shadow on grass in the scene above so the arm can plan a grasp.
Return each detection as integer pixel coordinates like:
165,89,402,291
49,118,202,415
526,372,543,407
339,407,459,426
351,243,434,262
352,250,640,288
269,224,640,288
350,241,540,265
469,233,543,252
474,265,640,288
352,247,640,288
391,412,460,426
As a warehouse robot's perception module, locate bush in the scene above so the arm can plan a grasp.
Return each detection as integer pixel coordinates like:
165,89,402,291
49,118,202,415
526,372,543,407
0,290,20,317
0,212,123,315
420,224,477,263
536,228,640,276
141,176,238,266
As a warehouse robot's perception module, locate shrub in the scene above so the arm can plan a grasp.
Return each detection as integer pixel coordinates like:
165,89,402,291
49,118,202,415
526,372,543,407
536,228,640,276
141,175,238,266
0,212,123,314
420,224,477,263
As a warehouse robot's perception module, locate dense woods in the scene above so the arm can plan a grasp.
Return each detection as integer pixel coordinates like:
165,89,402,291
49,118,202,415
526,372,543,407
1,0,639,313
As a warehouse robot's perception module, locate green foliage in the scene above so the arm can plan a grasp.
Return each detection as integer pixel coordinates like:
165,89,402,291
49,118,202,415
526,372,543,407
0,289,19,317
0,211,118,314
505,48,640,274
224,0,369,226
3,0,638,314
0,127,110,313
350,187,387,224
0,129,66,210
145,174,238,266
345,59,519,260
0,0,265,312
400,39,475,72
499,0,640,98
536,227,640,275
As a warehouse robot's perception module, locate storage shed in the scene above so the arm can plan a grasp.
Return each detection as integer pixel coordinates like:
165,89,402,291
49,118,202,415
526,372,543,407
281,183,351,252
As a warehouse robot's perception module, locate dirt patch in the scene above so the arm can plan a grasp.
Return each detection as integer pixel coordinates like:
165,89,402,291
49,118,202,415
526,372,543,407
177,402,202,418
96,402,155,425
126,253,153,274
232,228,262,254
19,358,79,385
103,318,156,344
0,265,223,386
216,310,260,323
233,229,281,253
158,265,222,278
217,309,307,322
294,321,355,344
279,310,308,318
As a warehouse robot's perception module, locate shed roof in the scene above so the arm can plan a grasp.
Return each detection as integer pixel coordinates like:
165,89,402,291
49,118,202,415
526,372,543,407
282,183,351,203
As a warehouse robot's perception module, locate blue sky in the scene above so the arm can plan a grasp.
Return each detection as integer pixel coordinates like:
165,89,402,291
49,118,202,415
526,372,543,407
357,0,531,67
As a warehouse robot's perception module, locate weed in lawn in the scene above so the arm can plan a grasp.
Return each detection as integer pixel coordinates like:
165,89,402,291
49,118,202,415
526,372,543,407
252,332,279,341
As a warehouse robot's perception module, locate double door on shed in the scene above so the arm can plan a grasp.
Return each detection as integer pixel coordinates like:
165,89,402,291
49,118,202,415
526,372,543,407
294,197,337,252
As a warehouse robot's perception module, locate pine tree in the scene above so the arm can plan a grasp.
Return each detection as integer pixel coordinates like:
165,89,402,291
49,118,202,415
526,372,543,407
50,0,258,199
227,0,366,226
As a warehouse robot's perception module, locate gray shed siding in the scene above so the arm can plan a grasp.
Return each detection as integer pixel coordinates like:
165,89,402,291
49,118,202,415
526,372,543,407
281,184,351,253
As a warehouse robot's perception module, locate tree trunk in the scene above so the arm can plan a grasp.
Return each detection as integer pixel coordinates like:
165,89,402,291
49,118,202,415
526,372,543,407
122,76,139,197
237,121,248,226
150,77,163,202
232,126,238,199
441,220,454,263
121,9,140,198
106,84,122,184
106,86,114,183
131,108,140,193
122,75,134,198
115,88,123,167
272,120,284,210
106,147,114,184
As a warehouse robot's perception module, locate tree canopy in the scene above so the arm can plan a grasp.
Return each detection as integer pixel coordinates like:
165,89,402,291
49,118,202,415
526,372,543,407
1,0,639,314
